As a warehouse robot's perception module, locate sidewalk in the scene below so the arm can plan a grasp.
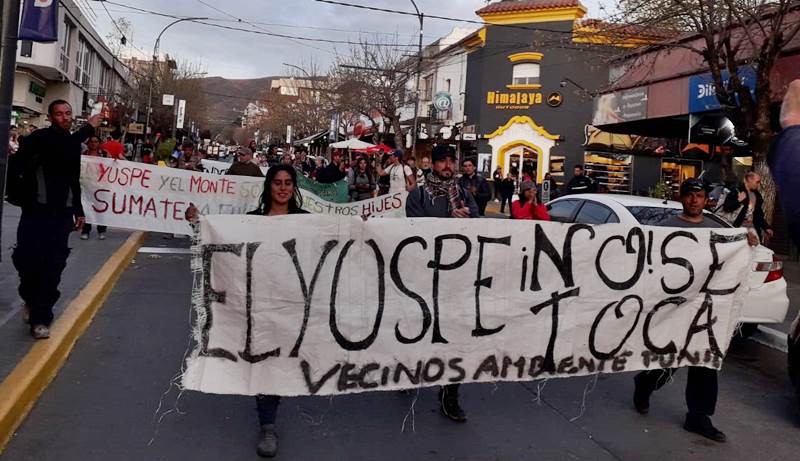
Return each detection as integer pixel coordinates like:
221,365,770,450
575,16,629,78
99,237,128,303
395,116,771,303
0,204,132,383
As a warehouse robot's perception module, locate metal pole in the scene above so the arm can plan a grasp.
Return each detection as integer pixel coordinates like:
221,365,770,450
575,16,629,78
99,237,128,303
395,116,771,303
144,18,205,143
410,0,422,158
0,0,22,262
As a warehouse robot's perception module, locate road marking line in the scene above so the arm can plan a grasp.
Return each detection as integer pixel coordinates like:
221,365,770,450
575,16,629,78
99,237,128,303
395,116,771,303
138,247,192,255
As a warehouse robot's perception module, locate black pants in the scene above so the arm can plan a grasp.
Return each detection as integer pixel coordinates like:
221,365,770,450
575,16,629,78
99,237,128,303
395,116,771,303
635,367,718,418
82,223,107,234
256,395,280,425
12,212,74,327
500,195,513,214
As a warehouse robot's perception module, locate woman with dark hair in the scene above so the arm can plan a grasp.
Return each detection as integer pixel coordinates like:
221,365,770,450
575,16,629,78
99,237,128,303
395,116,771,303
348,156,376,201
186,164,306,458
511,181,550,221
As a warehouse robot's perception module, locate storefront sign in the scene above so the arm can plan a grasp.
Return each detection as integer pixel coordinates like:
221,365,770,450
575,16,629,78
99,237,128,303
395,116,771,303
592,88,648,126
128,123,145,135
433,92,453,112
546,92,563,107
688,66,757,114
486,91,543,110
162,94,175,106
19,0,58,42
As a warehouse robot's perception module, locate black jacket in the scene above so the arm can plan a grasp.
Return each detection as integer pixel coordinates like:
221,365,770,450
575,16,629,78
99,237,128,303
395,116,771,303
769,125,800,247
500,177,516,198
566,175,593,195
723,185,772,235
458,174,492,206
14,124,94,217
316,163,347,184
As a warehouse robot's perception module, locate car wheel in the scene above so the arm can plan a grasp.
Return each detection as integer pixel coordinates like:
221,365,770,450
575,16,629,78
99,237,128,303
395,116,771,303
737,323,759,339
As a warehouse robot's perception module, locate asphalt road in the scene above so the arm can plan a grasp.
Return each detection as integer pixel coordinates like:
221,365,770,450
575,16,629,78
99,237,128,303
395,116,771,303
3,235,799,461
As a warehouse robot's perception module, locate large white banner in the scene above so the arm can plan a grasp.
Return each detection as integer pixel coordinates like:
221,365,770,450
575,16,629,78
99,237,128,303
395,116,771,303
183,214,753,397
80,157,406,234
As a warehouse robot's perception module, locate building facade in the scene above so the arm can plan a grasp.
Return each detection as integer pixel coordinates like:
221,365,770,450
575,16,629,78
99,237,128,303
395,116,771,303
11,0,129,129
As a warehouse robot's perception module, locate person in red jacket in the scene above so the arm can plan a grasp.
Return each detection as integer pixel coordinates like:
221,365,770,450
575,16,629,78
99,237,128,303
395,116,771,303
511,181,550,220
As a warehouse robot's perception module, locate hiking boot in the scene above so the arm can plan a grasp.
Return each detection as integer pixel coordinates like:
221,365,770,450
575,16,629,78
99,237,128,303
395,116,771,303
21,304,30,324
80,233,89,240
256,424,278,457
438,387,467,423
633,374,650,414
31,325,50,340
98,233,107,241
683,415,727,443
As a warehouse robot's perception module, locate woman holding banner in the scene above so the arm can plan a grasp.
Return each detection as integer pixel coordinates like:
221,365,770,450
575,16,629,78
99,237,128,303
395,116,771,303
187,164,306,458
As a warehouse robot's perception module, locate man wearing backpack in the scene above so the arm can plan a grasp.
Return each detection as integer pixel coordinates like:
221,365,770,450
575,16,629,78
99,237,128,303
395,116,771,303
8,100,102,339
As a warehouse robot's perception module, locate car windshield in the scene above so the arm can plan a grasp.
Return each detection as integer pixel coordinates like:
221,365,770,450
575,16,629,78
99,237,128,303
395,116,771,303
626,206,730,228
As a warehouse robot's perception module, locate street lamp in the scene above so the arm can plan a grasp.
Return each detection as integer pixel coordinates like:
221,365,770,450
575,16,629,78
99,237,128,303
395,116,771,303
144,17,207,140
409,0,423,158
560,77,595,98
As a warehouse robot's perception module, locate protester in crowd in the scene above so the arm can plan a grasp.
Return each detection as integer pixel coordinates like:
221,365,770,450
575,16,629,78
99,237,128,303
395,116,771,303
511,181,550,220
565,165,593,195
379,150,415,194
280,153,293,166
226,147,264,177
633,178,757,444
492,166,503,201
296,151,314,176
311,157,324,179
499,172,516,214
348,156,376,201
8,100,102,339
8,125,20,156
420,156,432,177
80,136,110,240
187,164,305,457
773,79,800,248
717,171,773,243
376,153,391,195
316,150,347,184
405,144,477,423
458,158,492,216
407,157,424,186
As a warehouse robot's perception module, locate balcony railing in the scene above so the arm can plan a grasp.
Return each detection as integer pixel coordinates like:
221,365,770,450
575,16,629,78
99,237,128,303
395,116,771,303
59,54,70,73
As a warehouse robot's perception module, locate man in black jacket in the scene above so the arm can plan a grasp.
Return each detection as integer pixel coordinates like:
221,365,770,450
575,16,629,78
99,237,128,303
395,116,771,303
565,165,593,195
10,100,102,339
316,150,348,184
458,158,492,216
721,172,773,242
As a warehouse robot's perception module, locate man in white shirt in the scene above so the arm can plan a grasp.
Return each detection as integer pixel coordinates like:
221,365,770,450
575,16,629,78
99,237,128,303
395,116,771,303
381,150,415,194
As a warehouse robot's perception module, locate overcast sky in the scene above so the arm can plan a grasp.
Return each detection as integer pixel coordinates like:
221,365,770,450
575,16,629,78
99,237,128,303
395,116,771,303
84,0,604,79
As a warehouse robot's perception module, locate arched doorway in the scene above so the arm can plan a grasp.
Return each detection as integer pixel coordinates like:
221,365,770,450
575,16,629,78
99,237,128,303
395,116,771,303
498,140,542,180
486,116,559,184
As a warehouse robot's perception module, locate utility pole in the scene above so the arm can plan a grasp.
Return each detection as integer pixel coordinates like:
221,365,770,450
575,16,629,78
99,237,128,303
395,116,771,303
410,0,423,159
0,0,22,261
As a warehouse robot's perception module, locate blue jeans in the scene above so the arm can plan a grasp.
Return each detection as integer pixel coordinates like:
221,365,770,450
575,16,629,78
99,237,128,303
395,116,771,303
256,395,280,425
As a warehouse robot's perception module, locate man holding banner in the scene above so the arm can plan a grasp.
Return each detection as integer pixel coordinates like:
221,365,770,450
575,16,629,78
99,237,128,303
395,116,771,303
406,144,478,422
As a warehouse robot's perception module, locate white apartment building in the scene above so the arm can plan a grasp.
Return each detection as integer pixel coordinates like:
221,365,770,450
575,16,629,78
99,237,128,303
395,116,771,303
11,0,130,128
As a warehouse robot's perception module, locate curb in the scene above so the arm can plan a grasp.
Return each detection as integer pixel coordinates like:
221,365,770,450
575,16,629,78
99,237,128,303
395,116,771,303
0,231,147,453
750,326,789,354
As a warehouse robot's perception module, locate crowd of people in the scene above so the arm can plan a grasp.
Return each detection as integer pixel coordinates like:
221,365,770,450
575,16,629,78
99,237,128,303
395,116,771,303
5,84,800,458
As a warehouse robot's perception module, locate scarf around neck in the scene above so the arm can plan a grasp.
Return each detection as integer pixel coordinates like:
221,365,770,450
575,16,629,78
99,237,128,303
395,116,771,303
424,172,461,213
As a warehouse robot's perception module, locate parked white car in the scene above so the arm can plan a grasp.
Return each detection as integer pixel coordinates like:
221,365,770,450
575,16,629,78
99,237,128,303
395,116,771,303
546,194,789,333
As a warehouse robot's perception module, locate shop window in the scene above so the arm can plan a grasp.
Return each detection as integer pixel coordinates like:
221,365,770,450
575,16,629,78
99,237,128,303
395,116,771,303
584,152,632,194
20,41,33,58
512,63,540,86
661,159,702,200
549,155,565,186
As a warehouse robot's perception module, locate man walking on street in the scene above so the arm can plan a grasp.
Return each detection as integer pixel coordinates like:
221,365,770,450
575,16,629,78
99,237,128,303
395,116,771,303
719,171,773,243
226,147,264,177
9,100,102,339
406,145,478,422
772,79,800,248
632,178,757,443
316,150,348,184
459,158,491,216
565,165,593,195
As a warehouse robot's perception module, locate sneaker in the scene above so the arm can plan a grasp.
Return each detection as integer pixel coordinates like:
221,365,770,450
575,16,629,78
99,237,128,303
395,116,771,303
21,304,30,324
633,374,650,414
31,325,50,340
98,233,107,241
683,415,727,443
80,233,89,240
256,424,278,457
438,387,467,423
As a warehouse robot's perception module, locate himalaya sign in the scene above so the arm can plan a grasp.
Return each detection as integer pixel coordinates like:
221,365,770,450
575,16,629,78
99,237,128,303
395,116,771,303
688,66,757,113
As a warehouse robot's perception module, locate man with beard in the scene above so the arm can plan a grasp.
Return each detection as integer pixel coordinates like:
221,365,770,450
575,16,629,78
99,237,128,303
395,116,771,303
405,144,478,422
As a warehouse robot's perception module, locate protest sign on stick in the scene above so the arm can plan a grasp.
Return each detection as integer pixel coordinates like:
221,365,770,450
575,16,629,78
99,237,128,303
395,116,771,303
81,157,406,234
183,214,753,397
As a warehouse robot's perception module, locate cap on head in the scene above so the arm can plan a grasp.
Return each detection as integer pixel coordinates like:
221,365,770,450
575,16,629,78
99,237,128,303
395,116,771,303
393,149,404,158
431,145,456,162
519,180,537,194
679,178,707,196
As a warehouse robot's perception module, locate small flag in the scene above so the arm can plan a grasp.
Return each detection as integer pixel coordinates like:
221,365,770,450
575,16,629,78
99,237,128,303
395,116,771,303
19,0,59,42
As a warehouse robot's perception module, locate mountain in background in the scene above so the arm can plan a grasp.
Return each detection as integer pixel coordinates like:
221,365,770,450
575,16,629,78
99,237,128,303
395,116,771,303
201,76,279,130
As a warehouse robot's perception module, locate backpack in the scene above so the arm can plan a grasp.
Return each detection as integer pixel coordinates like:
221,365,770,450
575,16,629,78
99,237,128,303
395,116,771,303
5,147,39,207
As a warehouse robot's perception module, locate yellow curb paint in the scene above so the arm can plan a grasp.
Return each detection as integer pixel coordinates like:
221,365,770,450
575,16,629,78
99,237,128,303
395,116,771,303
0,231,147,454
